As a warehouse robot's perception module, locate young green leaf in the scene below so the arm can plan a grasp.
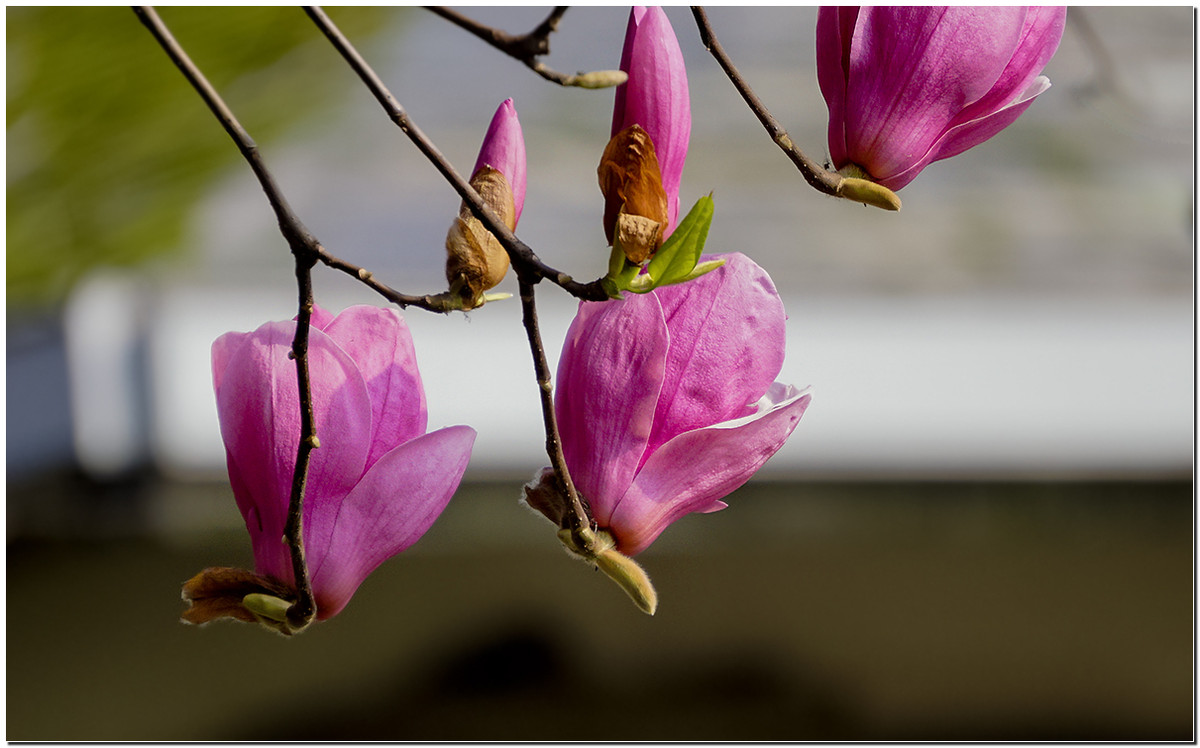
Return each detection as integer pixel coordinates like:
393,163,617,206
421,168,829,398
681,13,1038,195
643,195,714,287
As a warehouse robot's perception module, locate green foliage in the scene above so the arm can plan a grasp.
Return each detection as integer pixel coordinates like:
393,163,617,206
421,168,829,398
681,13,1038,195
603,195,721,297
6,7,392,309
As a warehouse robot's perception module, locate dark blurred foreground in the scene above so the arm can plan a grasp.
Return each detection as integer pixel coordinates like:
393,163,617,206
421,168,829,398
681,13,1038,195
6,477,1193,741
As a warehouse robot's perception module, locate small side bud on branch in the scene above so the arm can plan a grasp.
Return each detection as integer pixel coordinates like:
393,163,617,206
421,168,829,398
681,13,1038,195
566,69,629,89
557,526,657,615
836,176,902,211
445,99,527,309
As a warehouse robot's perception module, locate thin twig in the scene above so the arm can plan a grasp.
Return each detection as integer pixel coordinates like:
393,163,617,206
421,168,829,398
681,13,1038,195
319,253,469,313
690,6,843,198
304,6,610,303
426,7,610,88
132,5,321,630
517,276,591,534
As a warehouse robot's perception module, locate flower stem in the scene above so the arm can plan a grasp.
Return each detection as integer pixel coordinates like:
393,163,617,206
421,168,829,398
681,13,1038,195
517,277,592,534
284,257,319,629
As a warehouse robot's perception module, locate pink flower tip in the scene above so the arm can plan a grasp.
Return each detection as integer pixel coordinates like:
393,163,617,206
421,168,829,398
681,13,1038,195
612,6,691,232
473,98,527,223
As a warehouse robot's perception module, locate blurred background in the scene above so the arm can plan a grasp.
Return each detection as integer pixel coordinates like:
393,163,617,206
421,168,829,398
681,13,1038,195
6,6,1193,740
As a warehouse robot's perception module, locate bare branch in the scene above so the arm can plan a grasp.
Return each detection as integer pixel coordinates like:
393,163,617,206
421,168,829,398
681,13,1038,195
425,7,622,88
134,5,320,631
305,6,611,301
690,7,844,198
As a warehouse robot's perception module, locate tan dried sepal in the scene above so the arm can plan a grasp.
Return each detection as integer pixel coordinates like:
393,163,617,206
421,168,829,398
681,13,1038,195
445,166,516,309
181,566,293,626
598,124,668,264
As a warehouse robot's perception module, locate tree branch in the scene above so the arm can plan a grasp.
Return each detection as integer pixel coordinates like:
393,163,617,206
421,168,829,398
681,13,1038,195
690,6,843,198
690,6,899,211
133,5,321,630
425,7,624,89
304,6,611,302
136,6,481,632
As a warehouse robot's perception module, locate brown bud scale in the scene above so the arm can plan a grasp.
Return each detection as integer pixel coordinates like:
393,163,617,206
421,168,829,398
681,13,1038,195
598,125,669,264
445,167,516,309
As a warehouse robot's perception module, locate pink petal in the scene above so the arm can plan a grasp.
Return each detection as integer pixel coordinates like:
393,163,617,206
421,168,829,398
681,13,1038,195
555,294,669,525
645,252,787,460
946,7,1066,132
884,76,1050,190
842,7,1025,181
213,321,373,585
308,425,475,619
815,6,859,169
472,98,527,223
211,329,251,395
610,383,812,556
612,6,690,232
322,305,427,471
309,303,337,331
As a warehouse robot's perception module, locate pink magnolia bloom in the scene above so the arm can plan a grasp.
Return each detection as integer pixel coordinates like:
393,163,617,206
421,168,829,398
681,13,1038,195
817,6,1067,191
473,98,527,222
612,5,691,234
211,304,475,620
555,252,811,556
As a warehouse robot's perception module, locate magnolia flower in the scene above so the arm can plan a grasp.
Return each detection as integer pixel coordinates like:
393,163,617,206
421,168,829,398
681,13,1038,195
446,98,526,308
183,305,475,633
817,6,1067,191
600,5,691,264
554,252,811,557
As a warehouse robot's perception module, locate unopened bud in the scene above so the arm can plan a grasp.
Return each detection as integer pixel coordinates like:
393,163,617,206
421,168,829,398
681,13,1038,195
836,176,901,212
243,592,291,623
445,167,516,309
594,547,658,615
568,69,629,89
557,526,658,615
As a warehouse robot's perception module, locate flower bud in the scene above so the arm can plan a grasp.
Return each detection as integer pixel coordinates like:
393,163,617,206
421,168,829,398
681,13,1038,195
568,69,629,89
446,99,526,309
557,526,658,615
445,166,516,309
612,7,690,232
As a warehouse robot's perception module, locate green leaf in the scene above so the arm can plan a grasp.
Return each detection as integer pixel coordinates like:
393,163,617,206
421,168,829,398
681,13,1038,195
643,194,714,287
602,195,716,296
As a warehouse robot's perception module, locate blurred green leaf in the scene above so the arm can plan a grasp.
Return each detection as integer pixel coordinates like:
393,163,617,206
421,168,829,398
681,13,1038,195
6,6,393,309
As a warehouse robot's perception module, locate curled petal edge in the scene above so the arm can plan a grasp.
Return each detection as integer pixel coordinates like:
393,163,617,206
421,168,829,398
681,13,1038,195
609,382,813,556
